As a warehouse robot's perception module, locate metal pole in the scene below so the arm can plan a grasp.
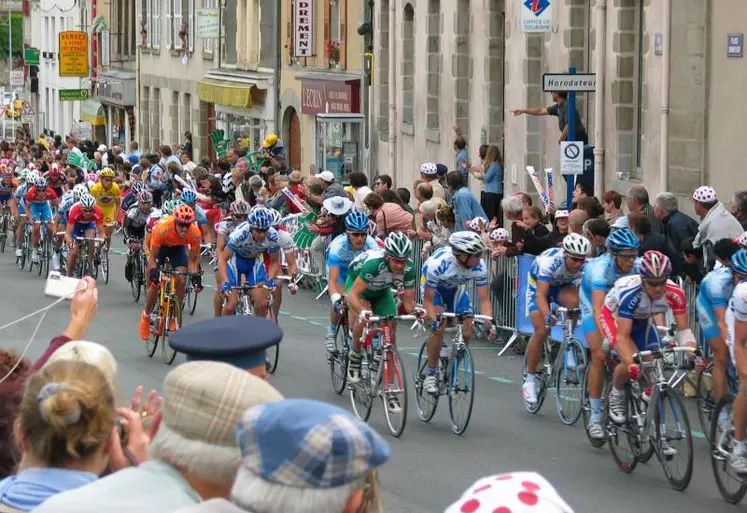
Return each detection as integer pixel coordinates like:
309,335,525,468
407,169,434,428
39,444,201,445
566,67,576,209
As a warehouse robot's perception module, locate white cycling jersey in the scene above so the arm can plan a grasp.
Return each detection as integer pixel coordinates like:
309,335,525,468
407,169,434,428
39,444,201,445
227,222,280,259
421,245,488,291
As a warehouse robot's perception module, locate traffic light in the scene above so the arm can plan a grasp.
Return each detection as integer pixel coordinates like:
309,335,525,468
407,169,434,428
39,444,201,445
29,65,38,93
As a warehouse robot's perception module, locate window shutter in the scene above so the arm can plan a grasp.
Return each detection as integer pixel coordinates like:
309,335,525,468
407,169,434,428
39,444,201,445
165,0,173,48
188,0,195,51
203,0,213,54
153,0,161,48
146,0,153,47
173,0,182,49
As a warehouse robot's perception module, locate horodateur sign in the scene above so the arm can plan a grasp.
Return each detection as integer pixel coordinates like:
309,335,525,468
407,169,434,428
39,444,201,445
542,73,597,92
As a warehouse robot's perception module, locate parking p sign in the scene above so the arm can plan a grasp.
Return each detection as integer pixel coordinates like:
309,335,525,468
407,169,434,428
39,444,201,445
560,141,584,175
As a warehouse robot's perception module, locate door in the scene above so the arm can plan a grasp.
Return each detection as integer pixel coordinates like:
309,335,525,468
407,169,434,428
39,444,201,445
289,109,301,170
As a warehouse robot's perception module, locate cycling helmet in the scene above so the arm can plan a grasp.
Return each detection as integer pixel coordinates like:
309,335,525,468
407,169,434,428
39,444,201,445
173,204,196,224
1,167,12,177
736,231,747,249
640,250,672,279
131,181,146,193
229,199,250,216
221,172,235,194
267,208,283,227
247,206,273,230
137,191,153,204
383,231,412,259
606,228,640,252
79,194,96,210
72,183,88,199
99,168,116,179
18,169,28,182
489,228,510,242
180,189,197,204
368,220,378,237
162,199,181,215
562,233,592,257
88,173,99,183
732,249,747,276
450,231,487,256
33,176,47,189
345,211,370,232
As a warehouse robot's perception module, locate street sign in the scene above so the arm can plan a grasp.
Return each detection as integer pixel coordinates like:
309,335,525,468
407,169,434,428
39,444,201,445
59,89,89,101
21,101,35,116
560,141,584,176
542,73,596,92
728,33,744,58
520,0,552,33
59,31,89,77
9,71,23,87
24,47,40,65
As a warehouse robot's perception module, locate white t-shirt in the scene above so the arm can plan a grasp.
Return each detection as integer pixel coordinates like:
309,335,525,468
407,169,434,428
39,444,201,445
353,186,373,211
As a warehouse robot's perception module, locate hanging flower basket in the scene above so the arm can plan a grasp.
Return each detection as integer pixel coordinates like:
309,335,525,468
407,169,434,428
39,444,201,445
327,41,340,67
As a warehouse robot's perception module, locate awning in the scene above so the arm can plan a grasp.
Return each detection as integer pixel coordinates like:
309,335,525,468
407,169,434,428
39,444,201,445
80,99,105,126
197,79,258,109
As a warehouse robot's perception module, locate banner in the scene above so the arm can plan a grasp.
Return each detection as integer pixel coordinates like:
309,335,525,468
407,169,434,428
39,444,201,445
525,166,550,210
544,168,554,206
59,31,89,77
294,0,313,57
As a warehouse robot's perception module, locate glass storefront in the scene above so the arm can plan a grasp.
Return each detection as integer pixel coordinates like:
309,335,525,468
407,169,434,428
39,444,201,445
217,112,263,153
315,114,364,184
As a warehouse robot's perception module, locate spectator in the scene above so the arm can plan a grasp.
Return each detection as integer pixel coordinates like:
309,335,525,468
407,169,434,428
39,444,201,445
496,196,525,257
628,211,678,275
586,218,611,257
307,171,347,206
578,196,604,220
548,209,570,247
453,124,470,183
512,91,589,147
568,209,588,235
285,171,307,214
266,175,289,212
654,192,699,261
516,192,532,208
572,183,594,209
626,184,662,234
419,203,455,258
692,186,743,269
396,188,414,214
309,196,352,270
470,145,504,226
373,174,392,195
364,192,413,237
347,170,372,211
602,190,624,224
446,171,486,232
419,163,445,200
730,190,747,230
518,206,551,256
33,361,284,513
180,152,197,174
415,181,444,209
435,164,453,203
681,237,705,284
176,399,390,513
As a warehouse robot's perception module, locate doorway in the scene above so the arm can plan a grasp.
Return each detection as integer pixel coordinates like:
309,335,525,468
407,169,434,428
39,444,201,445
289,109,301,170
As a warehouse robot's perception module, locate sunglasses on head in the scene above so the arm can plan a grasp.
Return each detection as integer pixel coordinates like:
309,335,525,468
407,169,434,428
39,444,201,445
645,279,668,288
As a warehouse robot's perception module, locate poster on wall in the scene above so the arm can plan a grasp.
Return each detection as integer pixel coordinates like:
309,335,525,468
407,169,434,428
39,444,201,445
294,0,313,57
197,8,220,38
520,0,552,33
59,31,89,77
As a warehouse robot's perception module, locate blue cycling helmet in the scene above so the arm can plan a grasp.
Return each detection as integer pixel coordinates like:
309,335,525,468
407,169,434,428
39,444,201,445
247,206,273,230
180,189,197,204
732,249,747,276
345,211,369,232
606,228,640,252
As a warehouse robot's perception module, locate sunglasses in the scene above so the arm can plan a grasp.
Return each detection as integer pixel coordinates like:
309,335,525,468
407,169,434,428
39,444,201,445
567,256,586,263
388,257,408,265
81,208,93,213
252,228,269,233
613,253,638,261
348,232,367,238
175,221,192,228
645,279,668,288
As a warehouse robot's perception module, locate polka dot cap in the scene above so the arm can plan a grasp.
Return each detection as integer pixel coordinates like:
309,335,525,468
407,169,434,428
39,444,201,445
489,228,510,242
420,163,438,175
736,231,747,248
444,472,575,513
467,217,489,232
692,186,717,203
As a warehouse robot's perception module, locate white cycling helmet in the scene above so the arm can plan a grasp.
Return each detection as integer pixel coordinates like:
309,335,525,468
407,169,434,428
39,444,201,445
449,231,486,256
562,233,591,257
79,194,96,210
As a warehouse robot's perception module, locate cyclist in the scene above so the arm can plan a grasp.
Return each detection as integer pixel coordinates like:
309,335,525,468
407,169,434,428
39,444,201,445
324,210,380,352
25,176,58,264
89,167,121,244
727,249,747,474
695,239,741,428
180,189,211,244
217,206,280,318
51,184,87,271
266,208,299,321
0,166,19,243
44,163,67,199
523,233,591,405
579,228,641,440
345,232,417,385
123,191,154,282
64,194,104,277
421,232,495,394
599,251,695,426
122,180,146,212
13,170,31,258
139,204,203,341
213,199,250,316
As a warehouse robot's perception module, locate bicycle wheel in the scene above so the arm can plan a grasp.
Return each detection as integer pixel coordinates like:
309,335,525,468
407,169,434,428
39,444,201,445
414,341,439,422
382,345,408,437
710,395,747,503
449,343,476,435
329,317,349,395
696,360,715,443
0,217,7,253
349,354,374,422
522,348,547,414
161,299,181,365
555,338,587,426
187,282,199,315
102,250,110,284
145,303,160,358
651,387,694,491
607,385,639,474
130,256,142,302
265,307,279,374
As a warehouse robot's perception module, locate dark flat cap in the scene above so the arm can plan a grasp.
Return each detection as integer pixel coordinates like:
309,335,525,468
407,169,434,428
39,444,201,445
169,316,282,369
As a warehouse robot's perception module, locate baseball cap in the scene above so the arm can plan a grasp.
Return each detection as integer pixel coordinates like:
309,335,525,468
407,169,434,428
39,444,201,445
315,170,335,183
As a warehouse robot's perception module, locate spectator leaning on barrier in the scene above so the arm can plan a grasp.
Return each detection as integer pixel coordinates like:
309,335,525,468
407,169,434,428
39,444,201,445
496,196,525,257
731,190,747,230
692,186,744,270
568,209,588,235
347,171,373,212
447,171,487,232
628,211,679,276
626,184,662,234
585,218,611,258
654,192,699,259
547,209,570,247
681,237,706,284
364,192,412,238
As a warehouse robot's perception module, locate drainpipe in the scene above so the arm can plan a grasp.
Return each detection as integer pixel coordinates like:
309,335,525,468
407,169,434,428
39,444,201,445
387,0,396,179
659,0,671,192
593,0,606,198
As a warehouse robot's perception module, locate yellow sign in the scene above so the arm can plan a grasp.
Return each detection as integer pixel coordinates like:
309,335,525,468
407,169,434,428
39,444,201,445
59,31,89,77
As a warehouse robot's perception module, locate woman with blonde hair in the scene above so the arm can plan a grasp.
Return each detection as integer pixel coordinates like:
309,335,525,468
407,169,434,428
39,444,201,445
0,360,150,511
470,145,504,226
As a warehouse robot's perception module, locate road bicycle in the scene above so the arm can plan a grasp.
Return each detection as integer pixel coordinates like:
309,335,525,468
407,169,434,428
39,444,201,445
350,313,415,438
27,221,53,277
328,296,350,395
710,393,747,503
15,218,30,270
0,203,11,252
606,345,697,491
415,311,492,435
519,307,587,424
693,356,739,446
126,237,147,302
72,237,105,279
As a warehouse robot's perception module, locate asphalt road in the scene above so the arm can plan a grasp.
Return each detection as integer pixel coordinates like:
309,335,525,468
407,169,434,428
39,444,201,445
0,244,743,513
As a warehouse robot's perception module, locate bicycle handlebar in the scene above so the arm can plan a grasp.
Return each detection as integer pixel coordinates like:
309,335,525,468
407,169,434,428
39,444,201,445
75,237,105,243
438,312,494,322
632,346,699,364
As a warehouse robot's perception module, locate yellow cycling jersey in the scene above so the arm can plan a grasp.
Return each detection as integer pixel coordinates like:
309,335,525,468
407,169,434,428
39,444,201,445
90,182,121,206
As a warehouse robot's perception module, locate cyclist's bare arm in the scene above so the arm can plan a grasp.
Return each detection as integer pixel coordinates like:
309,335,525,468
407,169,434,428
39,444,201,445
347,278,369,316
592,290,606,332
402,288,416,313
614,317,636,369
535,281,552,319
477,286,493,328
328,266,343,296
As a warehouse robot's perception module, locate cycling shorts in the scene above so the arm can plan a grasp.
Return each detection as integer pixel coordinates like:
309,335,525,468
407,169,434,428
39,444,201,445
98,205,116,227
156,245,188,269
0,193,11,203
600,308,658,352
579,286,599,335
29,202,53,222
696,292,722,343
17,202,25,216
227,255,267,288
526,281,561,315
425,287,473,315
344,274,397,317
71,222,96,239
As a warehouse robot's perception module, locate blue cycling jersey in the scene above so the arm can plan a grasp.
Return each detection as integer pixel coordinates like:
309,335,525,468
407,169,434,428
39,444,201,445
421,245,488,290
227,222,280,259
529,247,580,288
699,266,734,310
580,253,641,296
326,233,379,283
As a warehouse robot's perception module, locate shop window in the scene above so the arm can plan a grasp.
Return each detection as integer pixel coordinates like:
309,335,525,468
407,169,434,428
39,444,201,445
223,0,238,64
426,0,440,132
316,114,364,183
202,0,214,54
222,113,262,151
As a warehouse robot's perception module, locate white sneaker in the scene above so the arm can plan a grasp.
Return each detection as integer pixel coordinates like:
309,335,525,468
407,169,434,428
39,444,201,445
15,247,22,257
31,250,39,263
423,374,439,395
347,352,362,383
608,391,627,424
386,394,402,413
51,253,60,271
660,441,677,457
731,452,747,475
324,334,336,353
523,381,538,405
588,421,606,440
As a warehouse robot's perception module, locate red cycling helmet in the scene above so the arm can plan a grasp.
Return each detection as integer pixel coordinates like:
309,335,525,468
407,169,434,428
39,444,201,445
640,250,672,279
173,204,196,225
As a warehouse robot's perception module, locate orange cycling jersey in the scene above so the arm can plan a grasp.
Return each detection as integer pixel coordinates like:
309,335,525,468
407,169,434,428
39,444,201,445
150,215,202,249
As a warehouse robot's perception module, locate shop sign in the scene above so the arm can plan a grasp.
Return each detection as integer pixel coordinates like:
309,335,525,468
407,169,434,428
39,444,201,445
301,80,353,115
59,31,89,77
197,8,220,38
24,47,39,65
59,89,90,101
294,0,313,57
